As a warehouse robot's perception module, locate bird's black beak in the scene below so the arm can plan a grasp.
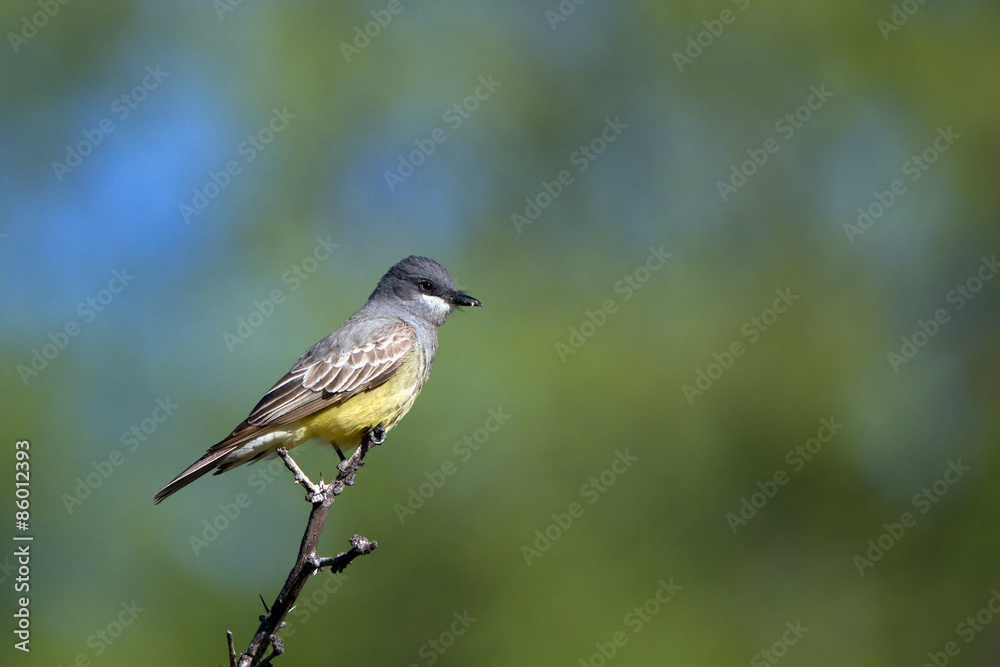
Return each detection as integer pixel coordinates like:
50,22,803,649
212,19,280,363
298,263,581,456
450,291,482,308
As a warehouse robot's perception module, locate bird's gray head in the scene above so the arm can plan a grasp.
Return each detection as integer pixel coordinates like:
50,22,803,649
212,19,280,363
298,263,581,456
370,255,481,327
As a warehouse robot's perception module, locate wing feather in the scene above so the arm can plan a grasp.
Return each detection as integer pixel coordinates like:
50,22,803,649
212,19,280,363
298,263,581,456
246,322,415,429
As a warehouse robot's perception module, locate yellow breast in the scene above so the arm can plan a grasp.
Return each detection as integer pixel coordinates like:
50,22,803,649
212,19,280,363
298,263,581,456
299,349,425,449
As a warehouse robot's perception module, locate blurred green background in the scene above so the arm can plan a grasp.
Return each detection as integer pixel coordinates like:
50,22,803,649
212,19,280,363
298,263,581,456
2,1,999,665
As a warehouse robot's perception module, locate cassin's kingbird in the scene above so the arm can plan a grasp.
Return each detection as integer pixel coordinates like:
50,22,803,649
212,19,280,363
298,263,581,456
153,255,480,503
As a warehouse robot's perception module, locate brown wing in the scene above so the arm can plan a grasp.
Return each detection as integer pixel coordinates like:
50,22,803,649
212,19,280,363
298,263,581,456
206,321,416,452
250,323,415,426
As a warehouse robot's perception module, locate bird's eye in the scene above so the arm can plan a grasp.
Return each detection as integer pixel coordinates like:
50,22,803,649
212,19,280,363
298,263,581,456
417,281,434,293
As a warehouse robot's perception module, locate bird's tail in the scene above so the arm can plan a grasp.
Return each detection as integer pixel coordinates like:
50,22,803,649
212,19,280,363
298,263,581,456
153,447,234,504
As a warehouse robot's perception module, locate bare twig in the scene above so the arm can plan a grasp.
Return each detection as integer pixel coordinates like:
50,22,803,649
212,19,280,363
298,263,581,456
231,429,384,667
315,534,378,571
274,448,323,501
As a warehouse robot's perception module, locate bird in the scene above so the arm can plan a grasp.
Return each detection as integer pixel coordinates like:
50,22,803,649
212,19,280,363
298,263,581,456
153,255,480,503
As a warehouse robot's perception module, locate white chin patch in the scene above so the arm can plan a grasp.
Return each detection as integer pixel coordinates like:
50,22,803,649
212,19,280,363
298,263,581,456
419,293,453,320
